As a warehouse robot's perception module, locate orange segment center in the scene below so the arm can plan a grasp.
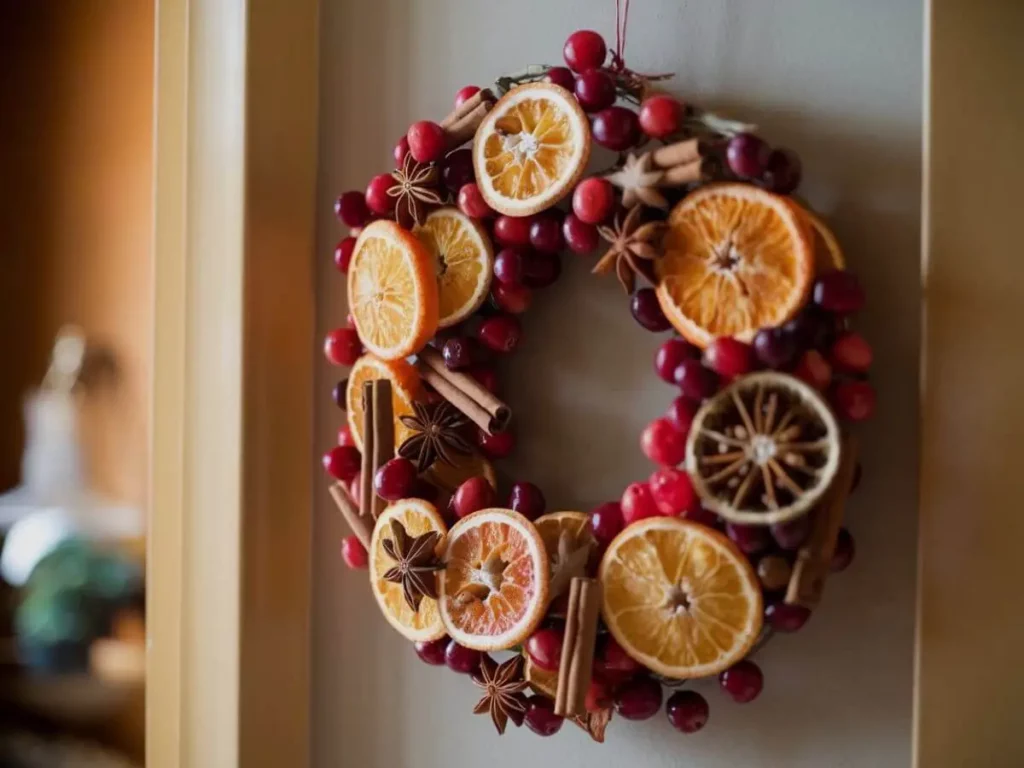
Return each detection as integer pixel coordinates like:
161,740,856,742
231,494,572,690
351,235,419,351
484,98,574,200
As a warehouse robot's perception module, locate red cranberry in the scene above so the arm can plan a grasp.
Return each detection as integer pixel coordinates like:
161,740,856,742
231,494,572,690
525,628,563,671
440,148,475,193
589,502,625,546
491,282,532,314
614,677,663,721
334,190,370,227
592,106,641,151
832,528,856,572
454,85,480,108
543,66,577,91
621,482,660,525
406,120,446,163
374,457,418,501
508,481,546,520
444,640,482,674
524,696,564,736
529,214,565,254
794,349,832,390
666,690,709,734
477,314,522,353
719,660,763,703
762,148,802,194
414,636,449,665
585,678,613,713
477,428,515,459
665,396,699,435
683,503,718,527
563,29,607,72
393,136,410,165
493,247,526,286
457,182,494,219
674,358,719,400
493,215,532,247
331,381,347,409
631,288,672,332
649,467,696,517
572,178,615,224
639,95,683,139
574,69,616,112
562,213,599,253
704,337,754,378
770,516,811,551
324,327,363,366
522,251,562,288
813,271,865,314
334,237,357,273
365,173,396,215
442,336,473,370
753,326,798,369
831,332,873,372
467,366,499,394
784,305,834,350
833,380,876,421
323,445,361,482
655,338,698,384
726,133,771,179
340,536,368,569
451,476,496,519
725,523,771,555
765,601,812,633
640,418,687,467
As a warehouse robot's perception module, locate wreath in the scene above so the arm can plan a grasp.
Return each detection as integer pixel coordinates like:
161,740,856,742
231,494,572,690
322,12,874,742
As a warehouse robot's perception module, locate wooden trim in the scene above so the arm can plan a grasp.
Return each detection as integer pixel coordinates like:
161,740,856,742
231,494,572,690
916,1,1024,765
148,1,318,765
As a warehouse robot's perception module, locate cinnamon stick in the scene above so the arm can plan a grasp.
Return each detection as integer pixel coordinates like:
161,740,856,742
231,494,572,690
786,435,858,608
328,482,373,551
440,88,495,129
359,379,395,519
658,159,703,187
416,346,511,434
554,577,602,717
651,138,701,169
444,101,491,151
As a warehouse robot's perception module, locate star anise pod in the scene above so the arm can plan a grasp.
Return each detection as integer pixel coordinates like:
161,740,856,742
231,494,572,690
381,520,444,612
472,655,528,735
388,153,444,228
398,400,474,472
548,529,592,601
593,205,668,294
605,153,668,210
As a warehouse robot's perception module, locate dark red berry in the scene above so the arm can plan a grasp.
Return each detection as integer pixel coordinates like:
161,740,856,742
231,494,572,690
725,522,771,555
719,660,763,703
373,457,418,501
454,85,480,109
753,326,798,369
833,380,876,421
589,502,624,546
765,601,812,632
406,120,446,164
525,628,563,671
529,214,565,254
334,237,357,273
522,251,561,288
794,349,833,390
639,95,683,139
614,676,663,720
543,66,576,90
762,148,802,194
562,213,599,253
621,482,659,525
340,536,368,569
393,136,410,165
477,429,515,459
491,282,532,314
524,696,564,736
666,690,709,733
631,288,672,332
572,178,615,224
508,481,546,520
323,445,361,482
440,148,475,193
334,190,370,227
477,314,522,353
649,467,696,516
493,247,526,286
664,396,698,435
451,476,496,519
457,182,494,219
574,69,616,112
442,336,473,370
770,516,811,551
831,332,873,372
704,337,754,378
493,215,533,247
655,338,699,384
414,637,449,665
674,358,719,400
726,133,771,179
365,173,396,215
444,640,482,674
813,271,865,314
563,30,607,72
640,418,687,467
324,327,363,366
467,366,499,394
592,106,641,151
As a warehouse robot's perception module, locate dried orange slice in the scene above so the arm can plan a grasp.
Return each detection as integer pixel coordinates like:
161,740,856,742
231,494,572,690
348,219,439,360
439,508,549,651
415,207,493,328
600,516,763,679
533,511,596,602
473,83,591,217
801,206,846,273
369,499,448,642
655,183,814,348
422,452,497,495
345,354,421,453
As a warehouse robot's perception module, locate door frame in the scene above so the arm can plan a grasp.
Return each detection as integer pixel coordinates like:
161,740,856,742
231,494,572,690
148,1,1023,765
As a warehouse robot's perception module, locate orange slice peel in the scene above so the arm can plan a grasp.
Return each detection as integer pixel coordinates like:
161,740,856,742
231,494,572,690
345,354,421,453
415,207,493,328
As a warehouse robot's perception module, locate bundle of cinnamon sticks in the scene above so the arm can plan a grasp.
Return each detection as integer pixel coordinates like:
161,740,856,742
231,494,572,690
416,347,510,435
441,89,495,151
649,138,705,187
554,577,602,717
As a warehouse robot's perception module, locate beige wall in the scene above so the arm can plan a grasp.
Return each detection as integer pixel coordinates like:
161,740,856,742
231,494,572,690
313,1,922,765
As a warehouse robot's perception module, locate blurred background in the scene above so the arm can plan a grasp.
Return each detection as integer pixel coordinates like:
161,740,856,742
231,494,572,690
0,1,153,765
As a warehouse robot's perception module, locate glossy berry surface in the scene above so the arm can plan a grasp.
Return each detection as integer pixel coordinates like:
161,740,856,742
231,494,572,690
457,182,494,219
562,213,599,253
529,215,565,254
477,314,521,353
414,636,448,665
477,429,515,459
655,338,698,384
621,482,660,525
334,190,370,228
451,476,496,519
753,326,798,369
704,337,754,378
641,418,687,467
574,69,616,112
493,215,533,247
491,282,532,314
649,467,696,516
406,120,446,164
374,457,418,501
331,380,346,408
673,358,719,400
340,536,368,569
393,136,410,165
771,516,811,551
664,396,698,436
666,690,709,734
440,148,475,193
592,106,641,151
719,660,764,703
589,502,625,547
725,523,771,555
631,288,672,332
334,237,356,273
784,305,834,350
442,336,473,370
832,528,856,572
444,640,482,674
544,66,576,90
585,679,613,713
762,148,802,194
324,327,363,366
794,349,833,391
524,696,564,736
614,677,663,721
454,84,480,108
765,601,812,633
639,95,683,138
563,29,607,72
522,251,561,288
337,424,356,447
831,332,873,372
726,133,771,179
813,271,866,314
508,481,546,520
323,445,361,482
365,173,396,215
525,628,563,671
833,380,877,421
572,177,615,224
493,247,525,286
